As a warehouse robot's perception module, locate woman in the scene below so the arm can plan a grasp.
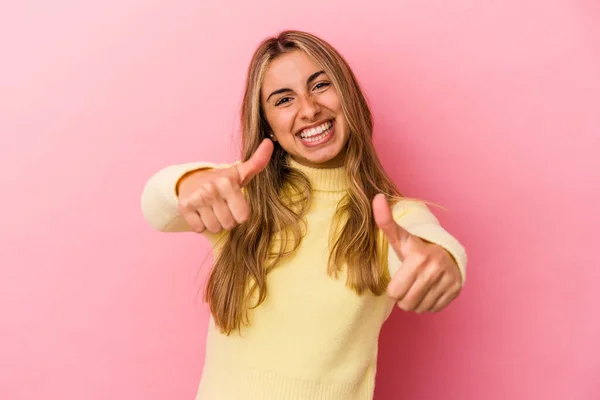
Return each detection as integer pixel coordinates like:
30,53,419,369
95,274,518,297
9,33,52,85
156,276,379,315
141,30,467,400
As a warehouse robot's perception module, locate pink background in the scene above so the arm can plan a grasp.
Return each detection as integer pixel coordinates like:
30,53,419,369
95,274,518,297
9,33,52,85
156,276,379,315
1,1,599,399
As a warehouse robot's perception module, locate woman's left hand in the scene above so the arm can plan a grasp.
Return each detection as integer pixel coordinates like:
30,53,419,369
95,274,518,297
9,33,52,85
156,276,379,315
373,194,463,313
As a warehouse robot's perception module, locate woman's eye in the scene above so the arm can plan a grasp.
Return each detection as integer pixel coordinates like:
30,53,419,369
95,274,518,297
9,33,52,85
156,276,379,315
314,81,330,90
275,97,292,106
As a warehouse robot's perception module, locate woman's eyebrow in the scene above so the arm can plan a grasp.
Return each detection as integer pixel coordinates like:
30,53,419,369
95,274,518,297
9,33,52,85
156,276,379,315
306,70,325,85
265,70,325,102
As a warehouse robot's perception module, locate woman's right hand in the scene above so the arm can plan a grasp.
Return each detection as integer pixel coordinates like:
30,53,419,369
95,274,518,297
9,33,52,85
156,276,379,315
176,139,274,234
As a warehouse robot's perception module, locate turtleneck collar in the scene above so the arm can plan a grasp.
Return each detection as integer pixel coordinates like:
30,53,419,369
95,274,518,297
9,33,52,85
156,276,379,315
287,156,348,193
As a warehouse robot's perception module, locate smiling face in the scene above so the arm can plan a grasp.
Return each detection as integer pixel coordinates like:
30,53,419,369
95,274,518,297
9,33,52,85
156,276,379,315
260,50,350,168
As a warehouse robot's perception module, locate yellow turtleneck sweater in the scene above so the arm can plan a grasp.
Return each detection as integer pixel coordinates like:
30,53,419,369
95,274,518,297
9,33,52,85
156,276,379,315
141,157,467,400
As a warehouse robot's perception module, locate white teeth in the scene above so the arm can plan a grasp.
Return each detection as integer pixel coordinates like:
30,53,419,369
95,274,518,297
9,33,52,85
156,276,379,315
300,121,332,138
304,133,326,142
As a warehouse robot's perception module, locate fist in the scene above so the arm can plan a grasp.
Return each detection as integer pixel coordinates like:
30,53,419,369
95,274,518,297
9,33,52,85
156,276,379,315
177,139,274,234
372,194,463,313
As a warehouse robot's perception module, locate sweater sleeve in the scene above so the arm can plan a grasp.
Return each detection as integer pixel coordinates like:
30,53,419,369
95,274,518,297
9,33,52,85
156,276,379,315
140,161,234,233
387,200,468,285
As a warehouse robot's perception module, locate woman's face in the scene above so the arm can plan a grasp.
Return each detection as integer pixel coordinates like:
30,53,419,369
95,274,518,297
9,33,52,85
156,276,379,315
260,50,350,168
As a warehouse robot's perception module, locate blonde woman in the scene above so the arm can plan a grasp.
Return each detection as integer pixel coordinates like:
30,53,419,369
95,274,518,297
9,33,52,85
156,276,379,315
141,30,467,400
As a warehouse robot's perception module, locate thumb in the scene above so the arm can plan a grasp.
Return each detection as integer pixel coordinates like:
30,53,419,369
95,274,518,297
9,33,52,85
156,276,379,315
236,139,274,186
373,193,411,259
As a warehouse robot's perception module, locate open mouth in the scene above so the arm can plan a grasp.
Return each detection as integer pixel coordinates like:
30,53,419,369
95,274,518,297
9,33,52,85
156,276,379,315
297,120,334,144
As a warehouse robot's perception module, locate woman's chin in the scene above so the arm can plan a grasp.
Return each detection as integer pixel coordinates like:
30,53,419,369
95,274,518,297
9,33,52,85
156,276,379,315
297,147,346,168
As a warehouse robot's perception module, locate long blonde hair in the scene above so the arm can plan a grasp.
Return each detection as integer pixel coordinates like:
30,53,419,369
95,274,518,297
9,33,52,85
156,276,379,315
205,30,403,334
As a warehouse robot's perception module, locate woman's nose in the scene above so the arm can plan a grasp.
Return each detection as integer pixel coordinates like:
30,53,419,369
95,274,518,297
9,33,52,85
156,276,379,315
298,95,321,120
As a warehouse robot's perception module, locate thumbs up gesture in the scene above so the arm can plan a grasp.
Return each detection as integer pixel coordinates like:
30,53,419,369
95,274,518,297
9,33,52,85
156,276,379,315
372,194,463,313
177,139,274,234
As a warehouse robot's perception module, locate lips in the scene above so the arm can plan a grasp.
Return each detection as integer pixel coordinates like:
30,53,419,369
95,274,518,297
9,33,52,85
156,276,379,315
297,119,334,138
297,119,335,146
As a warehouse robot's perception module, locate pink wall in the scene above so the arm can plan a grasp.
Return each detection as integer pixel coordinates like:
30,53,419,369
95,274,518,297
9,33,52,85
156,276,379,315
1,1,598,399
